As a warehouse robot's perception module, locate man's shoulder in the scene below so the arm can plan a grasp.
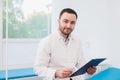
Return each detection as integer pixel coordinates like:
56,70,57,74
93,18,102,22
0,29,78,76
41,32,57,42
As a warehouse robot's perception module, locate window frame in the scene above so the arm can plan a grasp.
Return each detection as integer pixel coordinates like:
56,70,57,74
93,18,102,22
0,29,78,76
0,0,3,69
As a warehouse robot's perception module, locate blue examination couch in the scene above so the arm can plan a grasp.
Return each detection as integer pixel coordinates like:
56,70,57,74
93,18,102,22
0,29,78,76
0,67,120,80
87,67,120,80
0,68,37,80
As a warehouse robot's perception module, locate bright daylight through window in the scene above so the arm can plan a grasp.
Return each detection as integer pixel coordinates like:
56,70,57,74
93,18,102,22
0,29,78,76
3,0,52,39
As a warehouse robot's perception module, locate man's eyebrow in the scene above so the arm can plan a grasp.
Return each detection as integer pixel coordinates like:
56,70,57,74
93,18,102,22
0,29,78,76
63,19,69,21
63,19,75,22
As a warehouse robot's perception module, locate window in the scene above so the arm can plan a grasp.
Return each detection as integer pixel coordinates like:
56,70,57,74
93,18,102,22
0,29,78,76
3,0,52,39
0,0,52,70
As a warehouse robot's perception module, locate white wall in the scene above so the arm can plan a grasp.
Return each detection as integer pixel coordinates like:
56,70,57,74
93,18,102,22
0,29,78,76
2,40,38,65
1,40,39,69
52,0,120,68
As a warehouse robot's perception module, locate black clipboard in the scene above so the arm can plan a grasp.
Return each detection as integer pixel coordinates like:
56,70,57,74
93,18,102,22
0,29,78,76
70,58,106,77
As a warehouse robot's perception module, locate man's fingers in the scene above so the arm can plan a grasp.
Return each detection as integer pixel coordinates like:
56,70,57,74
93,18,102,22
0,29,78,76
63,70,72,75
55,68,73,78
63,69,73,74
89,67,96,71
62,73,69,78
62,69,73,77
87,66,96,75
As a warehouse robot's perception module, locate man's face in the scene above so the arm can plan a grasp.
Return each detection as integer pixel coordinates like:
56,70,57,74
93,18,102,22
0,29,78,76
58,12,77,36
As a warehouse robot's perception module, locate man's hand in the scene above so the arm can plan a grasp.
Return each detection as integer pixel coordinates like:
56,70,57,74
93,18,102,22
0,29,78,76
87,66,96,75
55,68,73,78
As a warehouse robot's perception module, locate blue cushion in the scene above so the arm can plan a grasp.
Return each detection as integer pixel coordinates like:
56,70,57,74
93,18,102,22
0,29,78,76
0,68,37,80
87,67,120,80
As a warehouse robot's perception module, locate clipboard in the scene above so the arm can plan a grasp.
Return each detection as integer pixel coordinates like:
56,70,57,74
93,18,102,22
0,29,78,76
70,58,106,77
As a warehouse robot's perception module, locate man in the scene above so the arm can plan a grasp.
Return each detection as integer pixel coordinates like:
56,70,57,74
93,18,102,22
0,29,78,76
34,8,96,80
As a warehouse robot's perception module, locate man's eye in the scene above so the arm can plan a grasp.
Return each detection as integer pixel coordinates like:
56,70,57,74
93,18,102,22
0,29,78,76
71,22,75,25
64,20,68,23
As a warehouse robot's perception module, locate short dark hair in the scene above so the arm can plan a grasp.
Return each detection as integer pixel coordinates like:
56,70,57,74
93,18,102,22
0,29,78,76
59,8,78,19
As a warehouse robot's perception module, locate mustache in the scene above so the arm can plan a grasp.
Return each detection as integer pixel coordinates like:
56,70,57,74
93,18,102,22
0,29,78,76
64,28,72,30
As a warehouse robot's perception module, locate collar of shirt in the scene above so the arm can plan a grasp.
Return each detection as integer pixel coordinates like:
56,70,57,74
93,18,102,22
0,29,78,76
55,31,74,45
56,31,74,40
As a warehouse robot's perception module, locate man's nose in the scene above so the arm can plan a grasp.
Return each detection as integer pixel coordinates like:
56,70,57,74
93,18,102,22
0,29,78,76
66,23,71,28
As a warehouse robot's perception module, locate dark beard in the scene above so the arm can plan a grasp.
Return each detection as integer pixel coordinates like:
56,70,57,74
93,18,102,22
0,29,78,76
60,28,72,36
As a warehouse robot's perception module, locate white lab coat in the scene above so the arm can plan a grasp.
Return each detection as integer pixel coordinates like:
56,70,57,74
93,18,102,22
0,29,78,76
34,31,86,80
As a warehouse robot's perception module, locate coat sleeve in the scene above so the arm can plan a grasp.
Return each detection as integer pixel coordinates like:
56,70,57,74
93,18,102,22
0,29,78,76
34,38,56,80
